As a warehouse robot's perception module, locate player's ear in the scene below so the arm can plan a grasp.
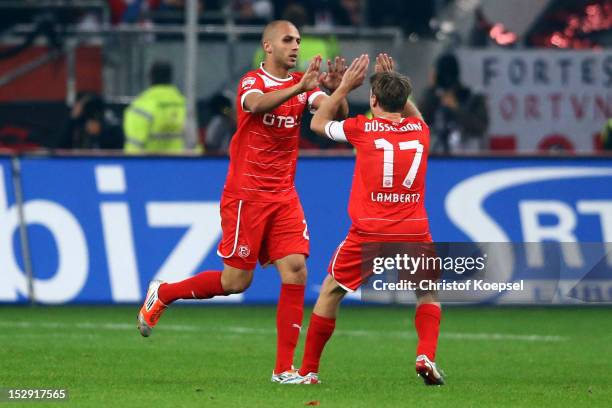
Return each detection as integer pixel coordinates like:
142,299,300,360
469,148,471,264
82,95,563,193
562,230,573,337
370,93,378,109
263,40,273,55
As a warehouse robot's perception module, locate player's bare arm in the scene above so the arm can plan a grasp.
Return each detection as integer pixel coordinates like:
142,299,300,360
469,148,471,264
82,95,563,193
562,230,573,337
311,56,350,120
244,56,323,114
403,99,423,120
375,53,423,120
311,54,369,136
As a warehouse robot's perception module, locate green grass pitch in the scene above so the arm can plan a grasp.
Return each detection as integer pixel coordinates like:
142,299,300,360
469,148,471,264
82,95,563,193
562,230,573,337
0,305,610,407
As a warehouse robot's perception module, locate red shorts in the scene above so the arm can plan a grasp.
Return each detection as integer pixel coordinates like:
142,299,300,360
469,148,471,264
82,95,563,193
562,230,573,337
328,226,434,292
217,195,310,270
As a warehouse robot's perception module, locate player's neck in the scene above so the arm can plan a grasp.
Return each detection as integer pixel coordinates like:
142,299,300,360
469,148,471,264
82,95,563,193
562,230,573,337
261,61,290,80
375,111,403,122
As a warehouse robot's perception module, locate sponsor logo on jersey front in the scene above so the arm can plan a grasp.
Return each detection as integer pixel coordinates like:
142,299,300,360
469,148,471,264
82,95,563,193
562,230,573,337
263,113,298,128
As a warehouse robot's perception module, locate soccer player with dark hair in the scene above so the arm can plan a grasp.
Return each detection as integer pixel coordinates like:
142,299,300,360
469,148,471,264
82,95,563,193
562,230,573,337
137,20,350,382
282,54,444,385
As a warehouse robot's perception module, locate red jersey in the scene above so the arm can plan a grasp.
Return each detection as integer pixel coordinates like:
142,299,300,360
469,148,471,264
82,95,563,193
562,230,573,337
334,115,431,240
223,66,325,202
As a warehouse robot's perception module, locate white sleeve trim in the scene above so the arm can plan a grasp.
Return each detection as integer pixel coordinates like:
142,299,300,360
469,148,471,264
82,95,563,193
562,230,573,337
308,90,327,113
324,120,348,142
240,89,264,112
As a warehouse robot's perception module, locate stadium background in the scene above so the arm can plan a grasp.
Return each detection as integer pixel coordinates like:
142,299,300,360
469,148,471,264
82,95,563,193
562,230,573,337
0,1,611,406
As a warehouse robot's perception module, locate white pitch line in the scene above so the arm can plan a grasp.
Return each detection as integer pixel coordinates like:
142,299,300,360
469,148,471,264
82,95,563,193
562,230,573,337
0,320,567,342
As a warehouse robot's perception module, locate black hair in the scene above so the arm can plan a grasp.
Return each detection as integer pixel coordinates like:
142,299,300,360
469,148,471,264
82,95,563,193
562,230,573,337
435,53,460,90
150,61,173,85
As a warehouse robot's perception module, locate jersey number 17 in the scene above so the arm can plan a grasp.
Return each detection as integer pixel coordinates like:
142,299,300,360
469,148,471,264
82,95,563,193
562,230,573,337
374,138,424,189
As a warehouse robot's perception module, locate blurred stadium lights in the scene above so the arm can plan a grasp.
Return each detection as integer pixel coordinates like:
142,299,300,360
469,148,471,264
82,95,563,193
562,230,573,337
548,1,612,49
527,0,612,49
488,23,518,46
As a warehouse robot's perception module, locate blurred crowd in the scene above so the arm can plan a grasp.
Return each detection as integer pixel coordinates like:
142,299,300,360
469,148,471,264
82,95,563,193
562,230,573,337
108,0,364,27
2,0,610,41
0,0,438,34
0,0,610,155
109,0,379,27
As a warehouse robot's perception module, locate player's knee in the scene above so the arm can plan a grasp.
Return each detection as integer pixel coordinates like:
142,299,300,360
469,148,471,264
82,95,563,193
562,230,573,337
293,262,307,280
221,267,253,294
279,259,307,285
222,277,251,294
321,275,346,298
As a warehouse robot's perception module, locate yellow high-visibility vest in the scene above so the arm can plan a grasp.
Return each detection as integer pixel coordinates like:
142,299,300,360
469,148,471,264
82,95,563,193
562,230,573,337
123,85,186,153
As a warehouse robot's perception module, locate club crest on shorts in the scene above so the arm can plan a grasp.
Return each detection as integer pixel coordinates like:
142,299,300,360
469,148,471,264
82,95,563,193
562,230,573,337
238,244,250,258
297,92,307,104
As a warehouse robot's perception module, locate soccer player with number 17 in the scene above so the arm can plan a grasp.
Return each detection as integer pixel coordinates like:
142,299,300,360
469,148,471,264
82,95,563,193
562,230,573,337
283,54,444,385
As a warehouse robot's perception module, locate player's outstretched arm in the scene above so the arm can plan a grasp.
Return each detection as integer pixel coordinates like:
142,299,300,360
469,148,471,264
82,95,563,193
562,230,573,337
311,54,369,138
244,56,323,114
375,53,423,120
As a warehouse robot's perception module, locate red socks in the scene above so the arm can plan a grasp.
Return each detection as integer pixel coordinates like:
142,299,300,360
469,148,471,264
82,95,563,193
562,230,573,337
274,284,305,374
157,271,226,304
158,276,305,374
298,313,336,376
414,303,441,361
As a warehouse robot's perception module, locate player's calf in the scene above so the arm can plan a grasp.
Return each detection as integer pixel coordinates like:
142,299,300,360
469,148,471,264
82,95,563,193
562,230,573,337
136,267,251,338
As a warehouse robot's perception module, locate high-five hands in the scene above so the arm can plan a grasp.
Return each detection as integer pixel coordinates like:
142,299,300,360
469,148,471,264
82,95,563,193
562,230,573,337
301,53,390,95
320,56,348,91
298,55,323,92
375,53,394,73
339,54,370,92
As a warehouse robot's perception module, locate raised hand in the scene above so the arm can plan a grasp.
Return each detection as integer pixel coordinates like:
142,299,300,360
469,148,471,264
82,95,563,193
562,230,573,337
320,56,348,91
339,54,370,91
298,55,322,92
374,53,394,73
